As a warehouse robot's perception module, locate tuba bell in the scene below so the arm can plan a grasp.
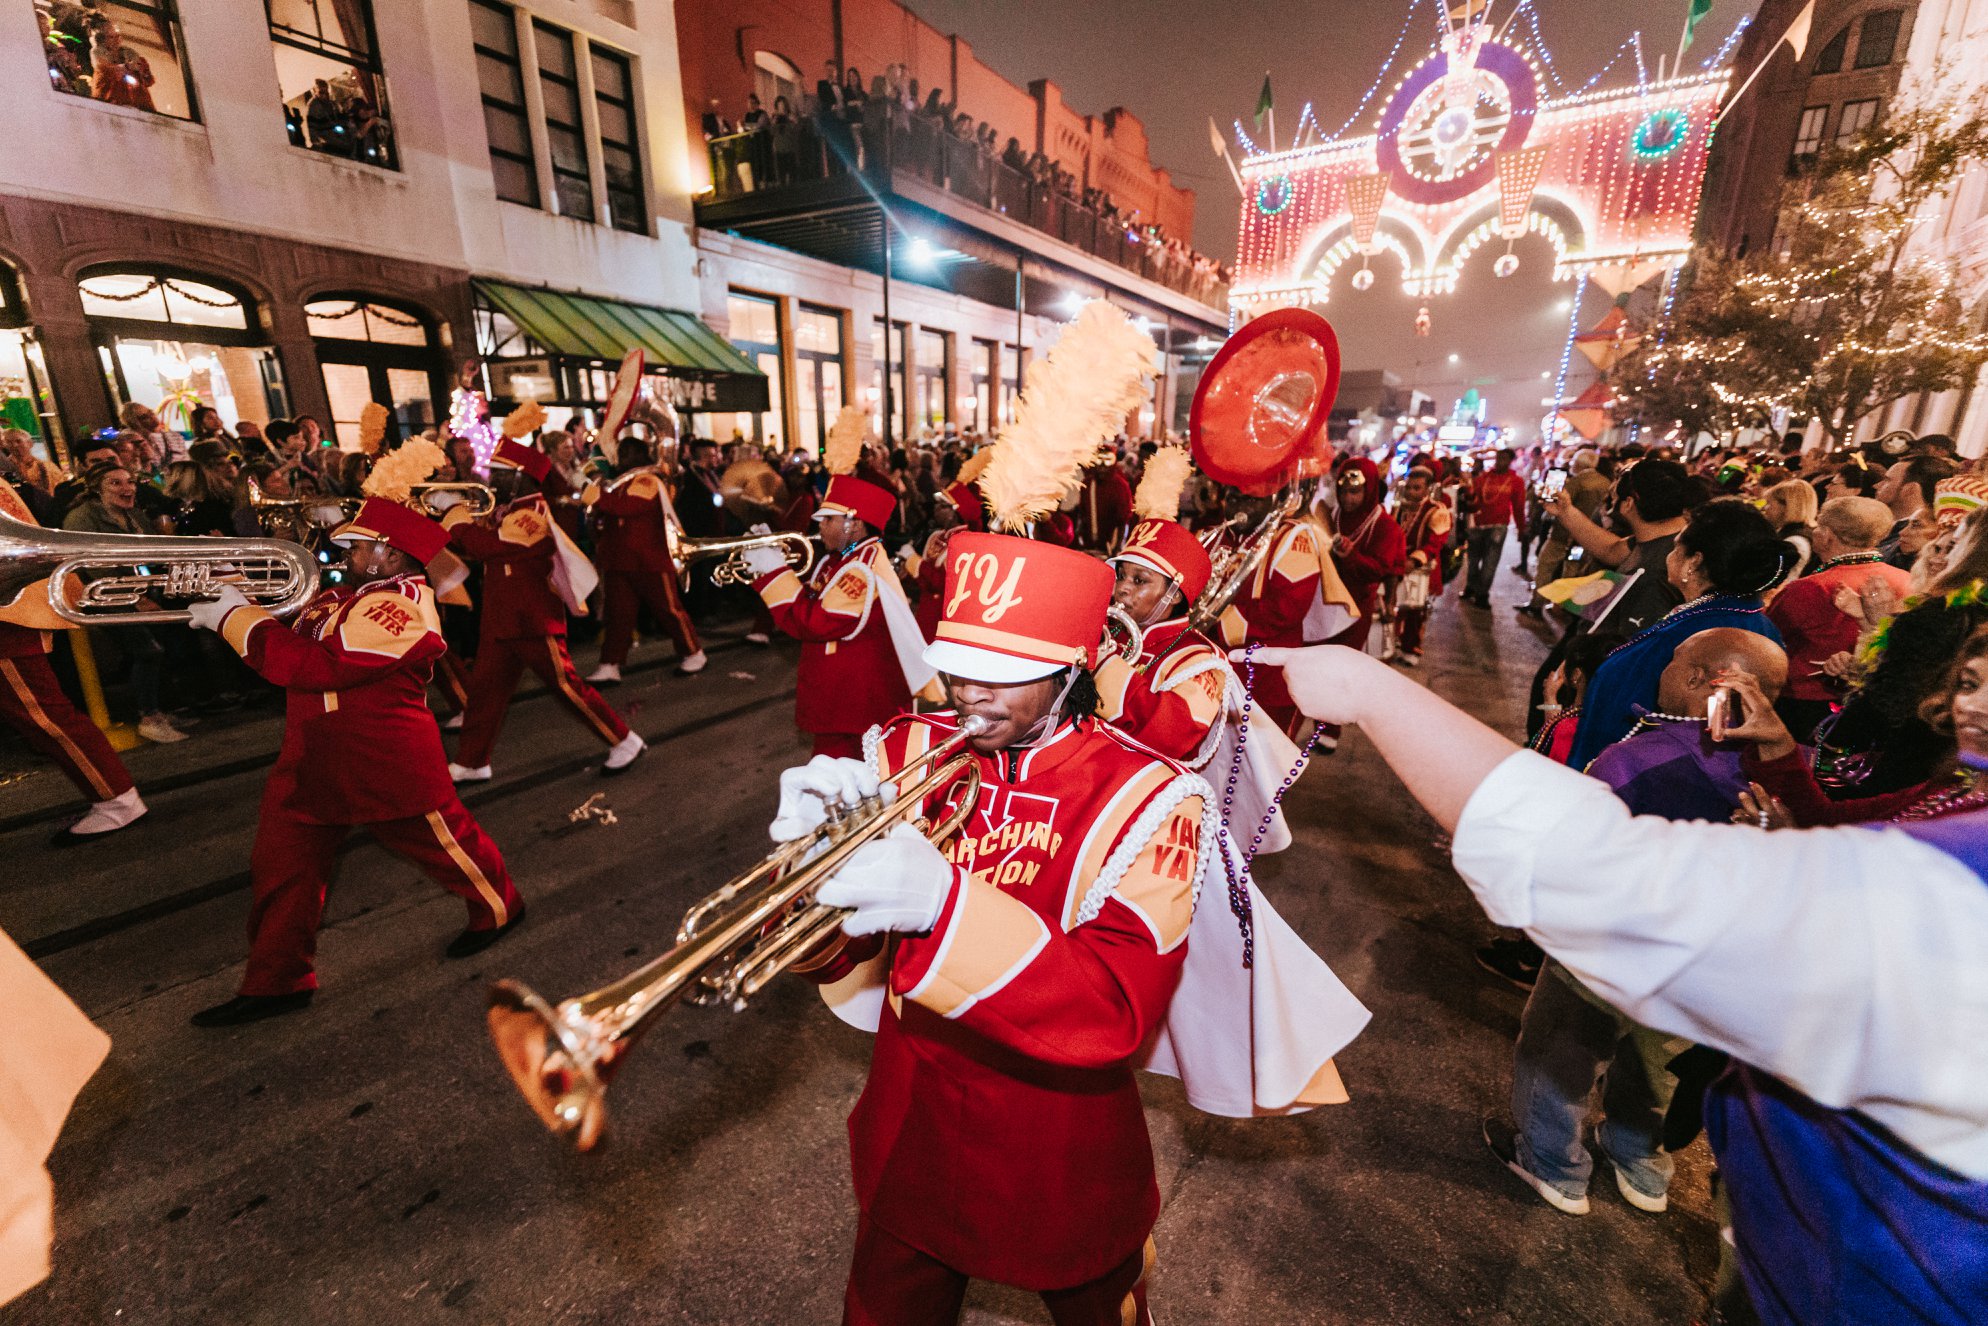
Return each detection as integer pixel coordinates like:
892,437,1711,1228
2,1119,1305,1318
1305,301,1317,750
0,510,320,626
406,482,496,517
487,716,988,1150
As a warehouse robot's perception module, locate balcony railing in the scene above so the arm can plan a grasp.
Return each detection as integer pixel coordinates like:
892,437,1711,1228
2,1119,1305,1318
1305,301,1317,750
704,108,1228,310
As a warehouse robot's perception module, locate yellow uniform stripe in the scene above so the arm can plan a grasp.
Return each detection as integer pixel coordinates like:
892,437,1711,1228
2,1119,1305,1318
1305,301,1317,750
425,809,509,926
906,878,1051,1019
1,659,113,799
549,639,619,742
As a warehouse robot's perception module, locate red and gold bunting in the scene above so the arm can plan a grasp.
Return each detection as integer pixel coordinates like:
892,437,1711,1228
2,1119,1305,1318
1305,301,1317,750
1494,146,1550,238
1559,381,1614,440
1344,172,1390,250
1574,306,1643,371
1583,259,1672,300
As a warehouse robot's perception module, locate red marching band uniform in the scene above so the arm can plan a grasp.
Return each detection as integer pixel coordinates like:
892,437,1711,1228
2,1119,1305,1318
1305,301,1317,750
789,531,1369,1324
193,499,522,1014
442,439,638,777
753,475,932,759
0,479,144,839
1391,471,1454,659
1323,457,1407,653
582,465,703,677
1217,500,1361,738
1094,519,1228,764
905,478,986,643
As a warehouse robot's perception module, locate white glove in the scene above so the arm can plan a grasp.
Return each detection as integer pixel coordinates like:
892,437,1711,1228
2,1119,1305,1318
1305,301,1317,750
816,823,956,937
739,544,788,578
769,755,879,842
185,585,249,633
897,543,916,562
748,522,773,536
425,489,466,512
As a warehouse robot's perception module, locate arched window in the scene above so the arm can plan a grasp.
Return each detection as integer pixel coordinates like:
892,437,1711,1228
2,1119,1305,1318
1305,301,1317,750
79,266,285,433
754,50,802,115
1855,10,1903,68
1812,24,1850,74
304,294,443,448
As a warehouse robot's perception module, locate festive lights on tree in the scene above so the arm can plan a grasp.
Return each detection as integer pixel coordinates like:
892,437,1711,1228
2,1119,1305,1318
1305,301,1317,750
449,386,500,478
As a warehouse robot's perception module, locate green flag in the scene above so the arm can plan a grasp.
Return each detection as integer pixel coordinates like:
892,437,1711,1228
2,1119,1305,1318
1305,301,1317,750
1681,0,1715,53
1254,75,1273,131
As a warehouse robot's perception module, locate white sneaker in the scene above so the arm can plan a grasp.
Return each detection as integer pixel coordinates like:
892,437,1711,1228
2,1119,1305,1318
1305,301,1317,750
1380,642,1399,661
442,713,464,730
1612,1164,1669,1214
676,650,708,675
63,788,148,837
1314,731,1339,753
745,631,771,646
449,762,492,783
587,663,622,684
138,714,188,744
1401,652,1421,668
1484,1117,1589,1216
601,731,646,774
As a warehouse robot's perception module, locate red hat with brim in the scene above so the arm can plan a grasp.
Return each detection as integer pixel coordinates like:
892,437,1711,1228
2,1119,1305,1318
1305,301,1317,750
1109,518,1212,602
924,531,1113,684
331,497,451,564
491,438,551,482
815,475,895,530
935,479,986,530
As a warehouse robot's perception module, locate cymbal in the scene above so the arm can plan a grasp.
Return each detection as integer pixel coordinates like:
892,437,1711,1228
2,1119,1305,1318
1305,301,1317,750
720,460,783,522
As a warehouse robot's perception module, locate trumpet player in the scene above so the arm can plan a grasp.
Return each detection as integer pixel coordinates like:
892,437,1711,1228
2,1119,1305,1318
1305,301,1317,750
184,498,524,1027
440,439,643,782
1094,518,1228,764
741,475,924,759
779,532,1213,1325
582,438,705,683
0,479,147,841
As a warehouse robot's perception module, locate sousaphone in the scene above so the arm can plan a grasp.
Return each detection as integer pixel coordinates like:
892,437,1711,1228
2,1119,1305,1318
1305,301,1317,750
1188,307,1341,497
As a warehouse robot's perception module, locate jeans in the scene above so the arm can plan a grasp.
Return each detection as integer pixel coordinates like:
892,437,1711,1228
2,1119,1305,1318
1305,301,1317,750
1511,959,1690,1200
1464,525,1508,601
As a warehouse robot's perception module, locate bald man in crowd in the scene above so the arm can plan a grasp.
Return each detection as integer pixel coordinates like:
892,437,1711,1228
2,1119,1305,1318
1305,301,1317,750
1486,627,1789,1217
1766,496,1911,742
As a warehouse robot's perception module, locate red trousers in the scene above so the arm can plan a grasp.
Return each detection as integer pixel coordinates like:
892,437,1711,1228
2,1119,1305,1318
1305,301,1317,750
456,634,629,767
843,1217,1152,1326
599,568,701,666
1396,605,1428,653
811,731,865,760
0,653,134,802
242,792,520,995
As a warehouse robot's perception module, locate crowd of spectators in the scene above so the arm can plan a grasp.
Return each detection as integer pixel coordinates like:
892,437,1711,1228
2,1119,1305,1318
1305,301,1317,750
38,0,159,112
702,62,1230,299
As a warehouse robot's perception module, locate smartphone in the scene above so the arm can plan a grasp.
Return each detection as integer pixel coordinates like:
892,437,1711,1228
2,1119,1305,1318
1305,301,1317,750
1706,687,1739,732
1541,468,1568,499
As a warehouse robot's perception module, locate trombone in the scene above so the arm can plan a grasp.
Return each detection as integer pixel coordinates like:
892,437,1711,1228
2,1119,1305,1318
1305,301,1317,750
0,510,320,626
487,716,988,1150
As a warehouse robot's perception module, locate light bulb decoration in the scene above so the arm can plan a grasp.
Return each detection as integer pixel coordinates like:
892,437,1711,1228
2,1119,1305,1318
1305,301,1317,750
1229,0,1729,320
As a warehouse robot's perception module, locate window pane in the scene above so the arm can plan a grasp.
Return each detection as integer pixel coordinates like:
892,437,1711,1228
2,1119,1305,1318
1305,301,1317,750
267,0,375,61
43,0,197,121
546,124,588,175
728,293,780,346
79,272,170,322
590,48,627,100
482,104,531,159
553,173,595,221
1813,25,1849,74
269,5,397,172
533,24,575,79
1838,99,1879,144
490,152,538,207
1856,10,1901,67
469,2,517,56
476,55,522,106
798,308,843,354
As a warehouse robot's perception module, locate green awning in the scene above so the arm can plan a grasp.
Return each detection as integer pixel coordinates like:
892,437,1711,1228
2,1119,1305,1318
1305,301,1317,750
472,279,762,378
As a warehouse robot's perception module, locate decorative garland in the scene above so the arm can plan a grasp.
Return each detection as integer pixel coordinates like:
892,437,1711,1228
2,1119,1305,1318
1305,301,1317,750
81,276,243,310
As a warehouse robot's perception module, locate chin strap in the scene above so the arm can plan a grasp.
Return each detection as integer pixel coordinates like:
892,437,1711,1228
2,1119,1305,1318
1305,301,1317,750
1020,667,1084,747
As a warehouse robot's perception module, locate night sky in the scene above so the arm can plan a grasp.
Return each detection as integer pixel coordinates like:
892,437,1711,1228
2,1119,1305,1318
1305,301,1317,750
900,0,1754,437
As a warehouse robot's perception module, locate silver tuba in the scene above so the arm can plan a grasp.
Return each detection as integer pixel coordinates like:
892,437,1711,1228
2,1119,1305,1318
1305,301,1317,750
0,511,320,626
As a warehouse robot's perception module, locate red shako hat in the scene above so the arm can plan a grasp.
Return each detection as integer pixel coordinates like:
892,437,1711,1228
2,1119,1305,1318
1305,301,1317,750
491,437,551,482
331,497,451,564
924,531,1113,683
815,474,896,530
935,479,986,530
1109,518,1212,602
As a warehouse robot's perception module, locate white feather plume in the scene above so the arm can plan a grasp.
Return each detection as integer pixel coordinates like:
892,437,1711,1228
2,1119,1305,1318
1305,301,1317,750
825,405,866,476
1133,444,1193,522
978,301,1156,531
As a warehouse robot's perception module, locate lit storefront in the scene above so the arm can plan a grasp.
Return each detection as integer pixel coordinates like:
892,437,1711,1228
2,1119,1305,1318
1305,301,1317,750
80,267,287,432
305,296,446,447
0,261,62,455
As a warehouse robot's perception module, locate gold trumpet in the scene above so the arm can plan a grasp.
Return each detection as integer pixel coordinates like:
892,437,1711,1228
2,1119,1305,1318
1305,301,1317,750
487,716,988,1149
664,524,815,588
406,482,496,517
0,510,319,627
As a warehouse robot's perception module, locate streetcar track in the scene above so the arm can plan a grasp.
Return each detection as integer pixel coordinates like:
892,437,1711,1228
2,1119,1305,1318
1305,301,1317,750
20,684,795,960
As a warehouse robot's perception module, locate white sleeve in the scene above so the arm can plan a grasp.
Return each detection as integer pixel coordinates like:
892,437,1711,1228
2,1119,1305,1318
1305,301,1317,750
1450,750,1988,1179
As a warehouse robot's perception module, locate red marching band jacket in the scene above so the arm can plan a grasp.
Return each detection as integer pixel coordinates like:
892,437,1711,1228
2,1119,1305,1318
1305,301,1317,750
211,574,457,824
1092,617,1229,765
587,470,676,575
755,537,913,737
444,494,575,638
1396,496,1454,593
806,711,1216,1290
1217,517,1358,714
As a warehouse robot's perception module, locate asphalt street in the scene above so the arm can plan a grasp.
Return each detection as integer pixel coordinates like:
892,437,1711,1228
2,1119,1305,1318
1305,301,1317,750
2,555,1718,1325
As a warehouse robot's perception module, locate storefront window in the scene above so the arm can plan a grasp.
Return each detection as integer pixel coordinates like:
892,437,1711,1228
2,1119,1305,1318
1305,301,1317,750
969,337,996,433
1001,344,1022,425
723,291,784,449
794,305,844,455
38,0,197,121
914,329,950,433
871,318,907,446
0,264,62,450
305,297,439,448
81,268,283,433
267,0,396,169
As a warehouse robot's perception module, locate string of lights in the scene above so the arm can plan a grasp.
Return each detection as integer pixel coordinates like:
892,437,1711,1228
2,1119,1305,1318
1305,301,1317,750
1704,17,1751,70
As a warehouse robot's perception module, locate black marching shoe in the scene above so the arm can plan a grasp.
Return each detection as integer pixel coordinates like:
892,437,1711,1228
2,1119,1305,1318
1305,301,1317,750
446,906,526,959
1474,935,1544,990
190,990,314,1028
